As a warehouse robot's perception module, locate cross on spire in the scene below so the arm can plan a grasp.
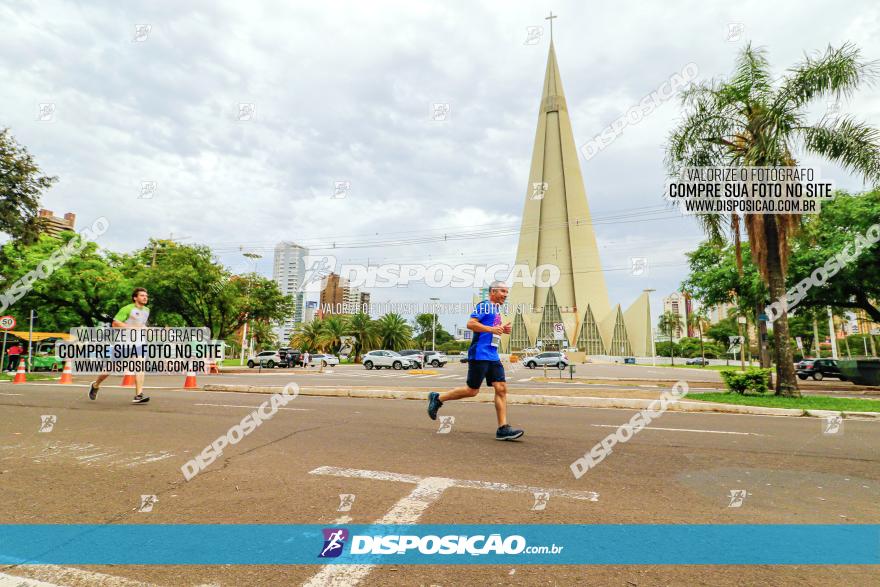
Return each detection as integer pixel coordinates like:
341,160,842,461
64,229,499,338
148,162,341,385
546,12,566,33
545,11,558,41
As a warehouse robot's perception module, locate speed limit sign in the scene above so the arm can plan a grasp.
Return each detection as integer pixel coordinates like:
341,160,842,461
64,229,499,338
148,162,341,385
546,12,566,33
0,316,15,330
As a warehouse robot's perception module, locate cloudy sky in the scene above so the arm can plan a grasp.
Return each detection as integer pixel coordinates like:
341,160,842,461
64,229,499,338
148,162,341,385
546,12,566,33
3,0,879,330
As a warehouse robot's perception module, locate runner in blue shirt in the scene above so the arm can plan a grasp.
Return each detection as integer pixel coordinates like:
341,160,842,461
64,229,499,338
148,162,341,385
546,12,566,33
427,281,524,440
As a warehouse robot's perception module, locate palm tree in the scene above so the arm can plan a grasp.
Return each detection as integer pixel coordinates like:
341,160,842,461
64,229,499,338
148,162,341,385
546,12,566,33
375,313,412,351
347,312,378,363
667,43,880,396
318,315,348,357
688,310,710,366
658,311,683,366
291,321,323,353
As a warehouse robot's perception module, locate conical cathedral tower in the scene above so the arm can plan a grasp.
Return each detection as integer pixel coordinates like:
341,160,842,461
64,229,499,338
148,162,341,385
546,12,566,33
504,40,651,356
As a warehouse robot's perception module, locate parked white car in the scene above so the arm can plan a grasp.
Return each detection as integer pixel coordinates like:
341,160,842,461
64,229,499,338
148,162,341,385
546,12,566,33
422,350,448,367
362,350,416,370
308,354,339,367
522,351,569,369
247,350,281,368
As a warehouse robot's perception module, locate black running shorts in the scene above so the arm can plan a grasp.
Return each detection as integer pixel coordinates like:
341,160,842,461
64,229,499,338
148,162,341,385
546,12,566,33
466,360,506,389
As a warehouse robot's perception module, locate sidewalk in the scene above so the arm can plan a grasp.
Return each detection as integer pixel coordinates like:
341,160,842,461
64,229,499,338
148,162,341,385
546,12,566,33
202,383,880,420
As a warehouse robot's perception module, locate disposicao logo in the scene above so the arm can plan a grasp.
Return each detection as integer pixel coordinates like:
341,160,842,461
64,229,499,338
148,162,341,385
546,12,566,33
319,528,348,558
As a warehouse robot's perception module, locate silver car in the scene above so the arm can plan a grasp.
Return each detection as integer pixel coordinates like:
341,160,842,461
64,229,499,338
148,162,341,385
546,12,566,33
522,351,568,369
362,350,415,370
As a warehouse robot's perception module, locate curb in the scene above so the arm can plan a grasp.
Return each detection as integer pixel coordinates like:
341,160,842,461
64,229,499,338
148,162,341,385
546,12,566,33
201,384,880,419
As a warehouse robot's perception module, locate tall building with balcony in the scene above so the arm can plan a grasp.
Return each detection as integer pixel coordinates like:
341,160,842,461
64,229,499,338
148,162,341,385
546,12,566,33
38,209,76,237
662,291,692,341
272,242,308,343
319,273,369,315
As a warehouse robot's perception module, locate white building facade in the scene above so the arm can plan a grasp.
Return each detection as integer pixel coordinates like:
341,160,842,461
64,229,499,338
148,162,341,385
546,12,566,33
272,241,308,344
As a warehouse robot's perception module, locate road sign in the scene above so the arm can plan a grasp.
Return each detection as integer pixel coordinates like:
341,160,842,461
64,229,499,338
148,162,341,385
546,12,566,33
0,316,15,330
553,322,564,341
795,336,803,351
727,335,743,355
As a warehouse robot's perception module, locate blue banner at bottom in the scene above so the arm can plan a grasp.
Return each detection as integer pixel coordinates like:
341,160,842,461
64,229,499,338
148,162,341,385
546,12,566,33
1,525,877,565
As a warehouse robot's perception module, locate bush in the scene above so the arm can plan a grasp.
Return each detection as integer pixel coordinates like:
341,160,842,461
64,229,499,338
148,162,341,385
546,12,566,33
720,368,771,395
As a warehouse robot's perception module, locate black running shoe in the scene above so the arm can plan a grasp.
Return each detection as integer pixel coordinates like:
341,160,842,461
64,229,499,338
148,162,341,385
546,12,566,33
427,392,443,420
132,394,150,404
495,424,524,441
88,382,99,400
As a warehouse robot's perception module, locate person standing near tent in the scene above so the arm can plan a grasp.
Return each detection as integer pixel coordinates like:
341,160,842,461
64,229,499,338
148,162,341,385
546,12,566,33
6,343,22,372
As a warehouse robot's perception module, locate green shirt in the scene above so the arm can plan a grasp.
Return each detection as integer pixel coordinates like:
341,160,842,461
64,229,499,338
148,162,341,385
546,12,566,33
114,303,150,326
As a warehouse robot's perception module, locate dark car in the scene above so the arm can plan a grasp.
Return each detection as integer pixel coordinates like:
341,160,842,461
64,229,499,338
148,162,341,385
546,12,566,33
279,348,302,368
797,358,846,381
686,357,710,365
795,358,815,370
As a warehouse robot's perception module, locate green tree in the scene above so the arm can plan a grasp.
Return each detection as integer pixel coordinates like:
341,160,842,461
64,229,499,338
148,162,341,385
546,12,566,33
0,232,131,329
412,313,452,348
121,241,293,340
291,321,323,353
318,315,348,356
346,312,378,362
786,189,880,321
0,128,57,244
658,311,683,366
248,319,278,351
688,310,711,365
375,313,412,350
667,43,880,396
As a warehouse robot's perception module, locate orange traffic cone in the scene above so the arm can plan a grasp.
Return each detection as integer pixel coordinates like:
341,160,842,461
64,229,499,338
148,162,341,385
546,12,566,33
208,361,220,374
121,371,136,387
59,360,74,384
12,362,26,384
183,370,198,389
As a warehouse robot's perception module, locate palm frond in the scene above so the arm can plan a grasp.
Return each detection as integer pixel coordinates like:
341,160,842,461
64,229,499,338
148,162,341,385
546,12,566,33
729,43,773,102
776,43,878,109
797,116,880,183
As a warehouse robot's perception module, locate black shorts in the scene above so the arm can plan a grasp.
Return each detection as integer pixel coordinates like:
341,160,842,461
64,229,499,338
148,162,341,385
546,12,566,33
466,360,505,389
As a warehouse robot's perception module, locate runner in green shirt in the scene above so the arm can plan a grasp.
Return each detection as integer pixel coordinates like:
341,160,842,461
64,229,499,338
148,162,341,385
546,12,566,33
88,287,151,404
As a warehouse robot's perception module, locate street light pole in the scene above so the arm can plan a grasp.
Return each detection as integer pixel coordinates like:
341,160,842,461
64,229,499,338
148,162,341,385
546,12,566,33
429,297,440,351
827,307,839,359
28,310,35,371
240,251,262,365
644,289,656,366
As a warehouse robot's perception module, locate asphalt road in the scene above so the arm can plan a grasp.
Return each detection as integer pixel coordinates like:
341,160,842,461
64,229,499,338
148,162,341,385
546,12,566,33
1,382,878,586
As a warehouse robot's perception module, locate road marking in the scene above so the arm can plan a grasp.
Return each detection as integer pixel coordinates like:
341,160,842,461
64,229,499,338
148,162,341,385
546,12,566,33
0,392,22,396
303,476,455,587
305,466,598,586
2,565,158,586
194,403,310,411
590,424,764,436
517,378,532,382
435,375,457,379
